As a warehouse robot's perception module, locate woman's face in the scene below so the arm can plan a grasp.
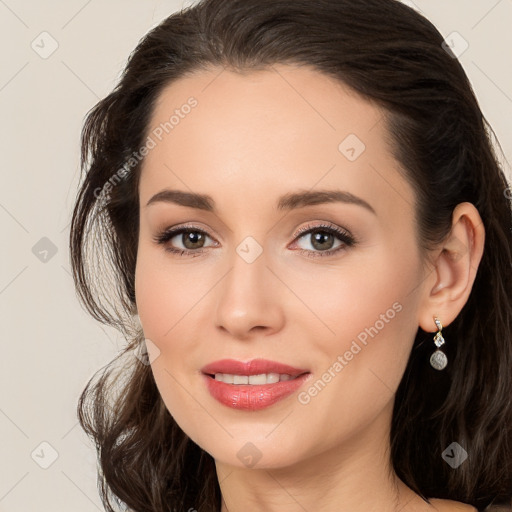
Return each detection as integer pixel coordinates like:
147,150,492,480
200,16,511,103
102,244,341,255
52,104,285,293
135,64,429,469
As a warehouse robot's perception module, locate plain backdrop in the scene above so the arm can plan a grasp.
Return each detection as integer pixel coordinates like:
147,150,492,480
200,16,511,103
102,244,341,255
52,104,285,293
0,0,511,510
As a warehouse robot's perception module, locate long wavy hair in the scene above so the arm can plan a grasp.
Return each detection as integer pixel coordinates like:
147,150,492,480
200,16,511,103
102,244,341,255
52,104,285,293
69,0,512,510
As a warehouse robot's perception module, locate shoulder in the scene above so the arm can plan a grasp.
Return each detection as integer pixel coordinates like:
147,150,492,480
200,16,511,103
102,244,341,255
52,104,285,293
429,498,479,512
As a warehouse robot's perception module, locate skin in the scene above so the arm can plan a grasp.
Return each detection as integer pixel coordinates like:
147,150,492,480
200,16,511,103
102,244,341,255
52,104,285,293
134,64,484,512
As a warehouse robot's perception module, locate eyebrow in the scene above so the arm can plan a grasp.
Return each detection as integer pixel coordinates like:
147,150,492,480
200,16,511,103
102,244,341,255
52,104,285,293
145,188,376,215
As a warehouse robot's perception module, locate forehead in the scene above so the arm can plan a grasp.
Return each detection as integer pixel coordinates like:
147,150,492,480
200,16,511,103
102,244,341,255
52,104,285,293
139,64,414,220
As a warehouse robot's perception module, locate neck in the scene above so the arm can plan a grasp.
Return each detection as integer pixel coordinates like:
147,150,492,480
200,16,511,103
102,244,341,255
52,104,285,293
215,400,428,512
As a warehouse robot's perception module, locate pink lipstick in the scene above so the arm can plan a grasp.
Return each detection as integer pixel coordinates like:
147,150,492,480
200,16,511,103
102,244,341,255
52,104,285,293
201,358,311,411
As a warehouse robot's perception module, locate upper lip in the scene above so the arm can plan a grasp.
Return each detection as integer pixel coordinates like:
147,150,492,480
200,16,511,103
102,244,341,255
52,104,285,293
201,358,309,377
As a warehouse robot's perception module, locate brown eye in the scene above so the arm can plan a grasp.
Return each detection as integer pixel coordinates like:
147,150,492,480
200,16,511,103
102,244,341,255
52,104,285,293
154,226,216,255
292,223,355,258
308,230,337,251
180,231,207,250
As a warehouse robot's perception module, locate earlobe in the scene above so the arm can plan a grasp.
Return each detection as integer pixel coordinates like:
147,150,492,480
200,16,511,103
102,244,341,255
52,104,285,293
418,202,485,332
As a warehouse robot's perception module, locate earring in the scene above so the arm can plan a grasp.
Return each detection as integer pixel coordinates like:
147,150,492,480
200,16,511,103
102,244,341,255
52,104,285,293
430,316,447,370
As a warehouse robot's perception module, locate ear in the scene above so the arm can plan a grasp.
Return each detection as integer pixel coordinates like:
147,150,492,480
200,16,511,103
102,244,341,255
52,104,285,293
417,202,485,333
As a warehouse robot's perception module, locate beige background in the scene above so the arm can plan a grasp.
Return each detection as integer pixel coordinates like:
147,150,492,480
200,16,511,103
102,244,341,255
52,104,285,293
0,0,510,510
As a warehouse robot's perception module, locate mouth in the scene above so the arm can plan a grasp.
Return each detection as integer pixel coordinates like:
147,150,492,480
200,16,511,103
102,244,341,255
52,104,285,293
200,358,312,411
200,358,309,378
204,372,308,384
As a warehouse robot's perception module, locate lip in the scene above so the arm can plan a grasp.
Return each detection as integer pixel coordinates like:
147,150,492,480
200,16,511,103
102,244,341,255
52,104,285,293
201,358,309,377
201,358,311,411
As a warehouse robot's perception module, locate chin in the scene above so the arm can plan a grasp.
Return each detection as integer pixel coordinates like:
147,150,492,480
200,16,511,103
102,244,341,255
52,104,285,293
193,430,310,470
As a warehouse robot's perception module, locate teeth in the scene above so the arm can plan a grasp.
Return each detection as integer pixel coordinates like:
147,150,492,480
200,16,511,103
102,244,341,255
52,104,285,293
214,373,296,384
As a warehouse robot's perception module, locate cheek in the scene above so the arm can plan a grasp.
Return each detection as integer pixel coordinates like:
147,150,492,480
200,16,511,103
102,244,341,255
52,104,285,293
289,262,420,447
287,244,417,340
134,256,170,341
134,251,208,437
290,247,421,393
134,245,211,344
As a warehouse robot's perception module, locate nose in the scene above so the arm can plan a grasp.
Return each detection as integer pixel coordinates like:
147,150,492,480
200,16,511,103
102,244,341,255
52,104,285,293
214,246,286,340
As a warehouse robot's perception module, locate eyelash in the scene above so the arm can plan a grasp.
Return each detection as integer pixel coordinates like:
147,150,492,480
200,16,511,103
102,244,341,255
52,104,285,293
153,222,356,259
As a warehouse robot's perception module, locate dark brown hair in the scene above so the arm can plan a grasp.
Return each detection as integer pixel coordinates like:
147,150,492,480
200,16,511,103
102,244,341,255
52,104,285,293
69,1,512,510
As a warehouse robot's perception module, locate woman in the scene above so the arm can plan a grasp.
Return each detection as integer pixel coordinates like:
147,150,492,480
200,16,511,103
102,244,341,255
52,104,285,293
69,0,512,511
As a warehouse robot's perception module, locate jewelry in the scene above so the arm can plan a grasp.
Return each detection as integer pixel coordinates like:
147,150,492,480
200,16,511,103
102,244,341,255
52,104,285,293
430,316,447,370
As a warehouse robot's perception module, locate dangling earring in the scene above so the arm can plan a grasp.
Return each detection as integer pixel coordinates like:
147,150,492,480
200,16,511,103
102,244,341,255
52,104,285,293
430,316,447,370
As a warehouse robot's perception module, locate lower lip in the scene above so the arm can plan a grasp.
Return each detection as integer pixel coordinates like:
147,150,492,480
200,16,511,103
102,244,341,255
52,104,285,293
203,373,311,411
